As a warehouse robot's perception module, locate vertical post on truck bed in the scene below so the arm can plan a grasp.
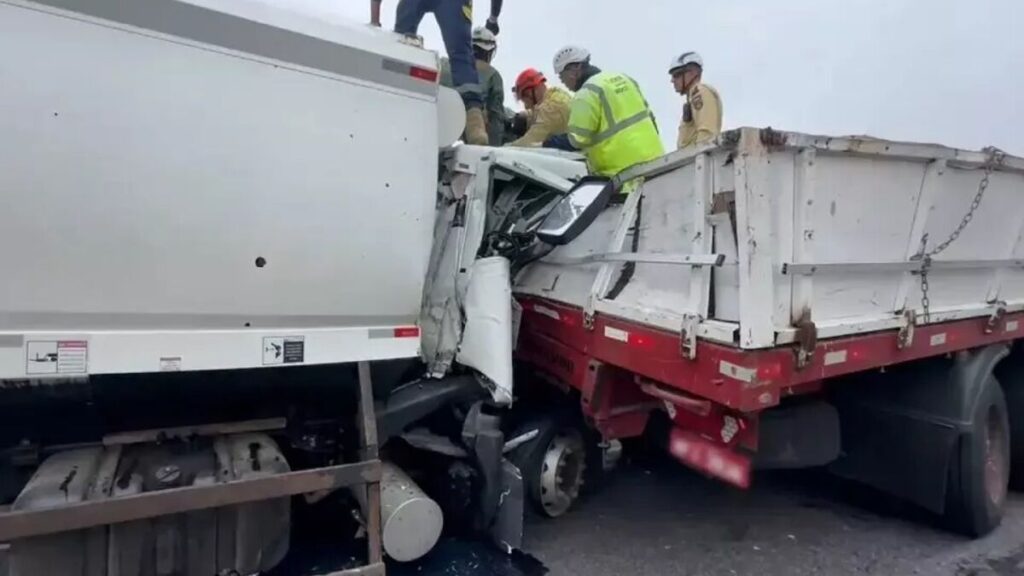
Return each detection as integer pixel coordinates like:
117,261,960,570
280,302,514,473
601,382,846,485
734,129,779,348
356,361,384,568
790,148,817,322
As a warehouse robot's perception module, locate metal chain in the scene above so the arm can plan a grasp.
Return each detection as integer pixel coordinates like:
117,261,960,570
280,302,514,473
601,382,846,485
918,146,1005,322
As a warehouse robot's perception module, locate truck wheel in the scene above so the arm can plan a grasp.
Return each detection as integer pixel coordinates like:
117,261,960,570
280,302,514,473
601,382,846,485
510,419,586,518
944,376,1010,537
994,352,1024,489
1004,380,1024,490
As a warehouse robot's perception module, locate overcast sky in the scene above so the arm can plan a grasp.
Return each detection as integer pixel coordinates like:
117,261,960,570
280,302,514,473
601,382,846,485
265,0,1022,153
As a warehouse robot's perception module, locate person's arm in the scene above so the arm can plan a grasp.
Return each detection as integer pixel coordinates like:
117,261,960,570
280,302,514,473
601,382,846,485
370,0,382,26
566,90,600,151
689,85,722,146
485,0,502,33
542,133,575,151
676,103,690,150
508,99,567,147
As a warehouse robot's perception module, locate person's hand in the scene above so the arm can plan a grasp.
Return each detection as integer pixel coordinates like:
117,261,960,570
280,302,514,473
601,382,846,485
485,17,499,35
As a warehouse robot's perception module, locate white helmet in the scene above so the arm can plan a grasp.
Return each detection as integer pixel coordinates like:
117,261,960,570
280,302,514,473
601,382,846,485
472,27,497,50
553,45,590,74
669,51,703,74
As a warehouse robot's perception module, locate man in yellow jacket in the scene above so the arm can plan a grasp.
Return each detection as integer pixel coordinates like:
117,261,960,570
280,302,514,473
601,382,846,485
670,51,723,151
506,68,571,147
545,46,664,179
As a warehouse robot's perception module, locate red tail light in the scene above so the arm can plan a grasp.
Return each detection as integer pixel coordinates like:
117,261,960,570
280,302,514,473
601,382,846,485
409,66,438,82
393,326,420,338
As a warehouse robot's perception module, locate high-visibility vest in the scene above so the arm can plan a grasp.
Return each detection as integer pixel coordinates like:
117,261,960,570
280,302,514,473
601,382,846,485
567,72,665,178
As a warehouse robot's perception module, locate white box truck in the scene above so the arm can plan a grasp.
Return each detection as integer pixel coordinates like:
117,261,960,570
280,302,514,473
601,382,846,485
0,0,521,573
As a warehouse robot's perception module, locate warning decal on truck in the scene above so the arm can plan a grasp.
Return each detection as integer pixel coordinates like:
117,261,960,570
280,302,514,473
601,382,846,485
26,340,88,375
262,336,305,366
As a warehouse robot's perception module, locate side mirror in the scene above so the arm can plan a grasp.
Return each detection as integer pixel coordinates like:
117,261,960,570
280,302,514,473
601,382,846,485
536,177,614,246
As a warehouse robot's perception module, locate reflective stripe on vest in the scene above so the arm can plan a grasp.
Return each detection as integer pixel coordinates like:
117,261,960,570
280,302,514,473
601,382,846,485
568,72,664,178
577,83,655,147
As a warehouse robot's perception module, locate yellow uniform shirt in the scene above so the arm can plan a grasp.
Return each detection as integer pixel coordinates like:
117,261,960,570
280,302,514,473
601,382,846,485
677,82,722,151
507,87,572,147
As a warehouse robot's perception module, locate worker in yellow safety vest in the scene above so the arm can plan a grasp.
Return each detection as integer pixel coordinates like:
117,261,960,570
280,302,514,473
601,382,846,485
506,68,572,147
671,51,723,151
543,46,664,179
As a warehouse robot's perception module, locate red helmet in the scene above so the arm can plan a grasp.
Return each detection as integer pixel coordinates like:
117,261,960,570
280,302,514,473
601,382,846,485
514,68,546,96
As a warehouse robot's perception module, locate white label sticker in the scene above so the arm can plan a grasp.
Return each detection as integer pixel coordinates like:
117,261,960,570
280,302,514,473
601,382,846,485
262,336,305,365
533,305,560,321
604,326,629,343
719,361,756,383
26,340,87,375
1007,320,1020,333
930,333,947,346
160,357,182,372
824,350,848,366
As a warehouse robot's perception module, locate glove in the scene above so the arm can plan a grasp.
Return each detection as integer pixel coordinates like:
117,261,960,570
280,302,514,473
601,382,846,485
510,112,528,138
543,134,575,151
486,17,500,35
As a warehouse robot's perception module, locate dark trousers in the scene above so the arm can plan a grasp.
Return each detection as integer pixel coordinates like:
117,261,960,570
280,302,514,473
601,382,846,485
395,0,483,109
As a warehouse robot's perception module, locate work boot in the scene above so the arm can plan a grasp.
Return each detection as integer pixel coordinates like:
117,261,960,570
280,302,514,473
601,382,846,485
465,108,489,146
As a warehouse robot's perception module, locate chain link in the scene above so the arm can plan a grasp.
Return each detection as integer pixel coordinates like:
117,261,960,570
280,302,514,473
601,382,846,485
917,146,1005,323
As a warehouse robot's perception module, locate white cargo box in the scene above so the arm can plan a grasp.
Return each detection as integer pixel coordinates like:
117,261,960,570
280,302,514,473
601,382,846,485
516,128,1024,349
0,0,447,378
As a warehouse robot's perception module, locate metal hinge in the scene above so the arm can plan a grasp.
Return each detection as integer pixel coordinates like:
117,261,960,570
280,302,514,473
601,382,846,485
680,314,701,359
583,312,595,331
794,312,817,370
897,310,916,349
985,302,1007,335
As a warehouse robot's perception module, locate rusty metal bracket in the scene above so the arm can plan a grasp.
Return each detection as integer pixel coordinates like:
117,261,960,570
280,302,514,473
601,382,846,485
986,302,1008,335
583,311,595,331
897,310,916,349
794,312,817,370
679,314,701,360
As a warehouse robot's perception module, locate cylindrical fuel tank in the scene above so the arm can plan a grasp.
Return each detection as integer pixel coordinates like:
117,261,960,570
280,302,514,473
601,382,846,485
368,462,444,562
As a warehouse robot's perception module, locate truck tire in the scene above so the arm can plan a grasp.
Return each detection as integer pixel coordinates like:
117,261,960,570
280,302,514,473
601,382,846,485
509,417,586,518
1004,378,1024,490
994,349,1024,489
944,375,1010,537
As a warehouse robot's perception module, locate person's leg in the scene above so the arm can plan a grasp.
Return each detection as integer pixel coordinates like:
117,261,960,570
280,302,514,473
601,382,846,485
394,0,429,35
434,0,482,110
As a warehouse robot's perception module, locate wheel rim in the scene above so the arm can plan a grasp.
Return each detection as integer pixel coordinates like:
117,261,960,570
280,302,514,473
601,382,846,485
538,430,586,517
984,405,1008,507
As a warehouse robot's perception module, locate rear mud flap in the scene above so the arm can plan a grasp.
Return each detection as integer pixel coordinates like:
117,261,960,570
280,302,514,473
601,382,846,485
829,346,1008,514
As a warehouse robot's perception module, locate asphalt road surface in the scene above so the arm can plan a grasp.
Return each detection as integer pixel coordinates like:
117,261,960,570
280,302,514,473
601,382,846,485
522,455,1024,576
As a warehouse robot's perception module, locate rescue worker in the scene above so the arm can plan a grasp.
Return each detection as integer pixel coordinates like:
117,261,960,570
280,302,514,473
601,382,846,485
545,46,664,180
670,51,723,150
441,27,505,145
370,0,504,145
505,68,571,147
